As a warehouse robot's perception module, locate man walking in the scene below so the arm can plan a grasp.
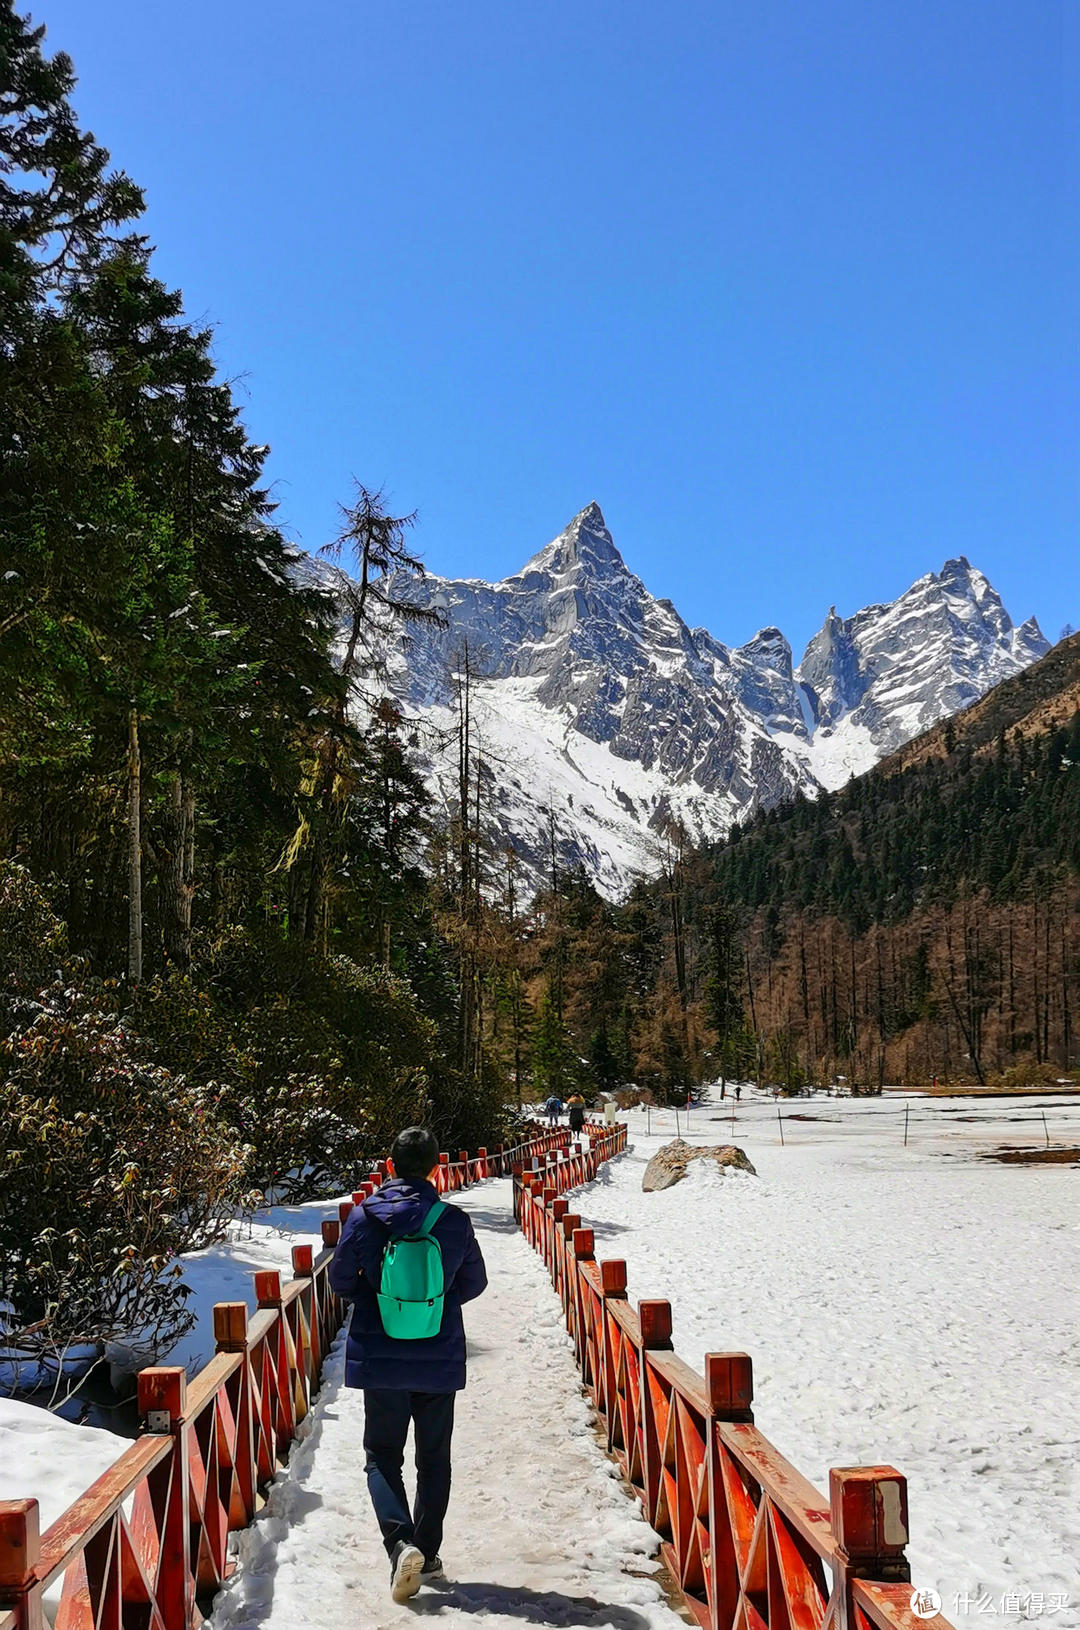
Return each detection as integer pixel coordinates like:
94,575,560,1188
330,1126,488,1603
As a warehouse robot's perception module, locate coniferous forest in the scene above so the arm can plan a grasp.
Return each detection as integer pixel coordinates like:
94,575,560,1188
1,5,1077,1383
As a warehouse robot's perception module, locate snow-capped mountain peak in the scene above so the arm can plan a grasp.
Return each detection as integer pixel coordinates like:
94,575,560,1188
519,502,625,580
361,511,1048,895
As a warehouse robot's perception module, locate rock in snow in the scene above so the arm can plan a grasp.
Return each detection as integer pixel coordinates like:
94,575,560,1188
642,1138,757,1191
325,503,1049,897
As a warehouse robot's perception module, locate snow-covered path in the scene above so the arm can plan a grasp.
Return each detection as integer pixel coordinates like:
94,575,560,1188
207,1180,675,1630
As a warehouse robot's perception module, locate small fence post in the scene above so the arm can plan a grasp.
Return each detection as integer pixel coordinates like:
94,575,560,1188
137,1367,194,1628
639,1300,674,1532
570,1227,595,1366
596,1260,627,1447
830,1466,911,1629
321,1219,341,1250
0,1500,44,1630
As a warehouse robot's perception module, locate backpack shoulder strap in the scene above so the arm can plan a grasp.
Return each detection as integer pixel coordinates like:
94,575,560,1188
415,1199,445,1239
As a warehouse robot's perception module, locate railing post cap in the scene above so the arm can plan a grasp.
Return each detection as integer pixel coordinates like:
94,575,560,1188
560,1213,581,1238
0,1498,40,1586
322,1218,341,1247
705,1352,754,1418
255,1268,283,1306
291,1242,315,1276
600,1258,627,1296
638,1298,674,1349
213,1301,249,1351
136,1364,188,1423
830,1466,909,1558
572,1226,595,1259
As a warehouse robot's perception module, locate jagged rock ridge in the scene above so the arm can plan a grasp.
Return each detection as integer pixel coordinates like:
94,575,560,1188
364,504,1048,897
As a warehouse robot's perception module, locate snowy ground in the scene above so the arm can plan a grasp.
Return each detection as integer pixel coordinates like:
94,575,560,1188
207,1179,674,1630
4,1095,1076,1628
585,1090,1080,1625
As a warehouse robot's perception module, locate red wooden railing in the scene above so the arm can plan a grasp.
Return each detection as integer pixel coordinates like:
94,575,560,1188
516,1128,954,1630
0,1233,342,1630
0,1126,569,1630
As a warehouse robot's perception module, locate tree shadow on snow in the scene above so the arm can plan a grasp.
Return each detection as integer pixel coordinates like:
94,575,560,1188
410,1578,655,1627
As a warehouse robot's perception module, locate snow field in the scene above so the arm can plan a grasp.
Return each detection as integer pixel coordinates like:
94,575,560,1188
585,1092,1080,1625
207,1179,675,1630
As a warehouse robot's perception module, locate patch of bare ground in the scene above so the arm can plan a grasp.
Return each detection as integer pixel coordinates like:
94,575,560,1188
983,1146,1080,1165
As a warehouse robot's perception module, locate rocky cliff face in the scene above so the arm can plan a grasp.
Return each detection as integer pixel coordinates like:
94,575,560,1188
358,504,1048,896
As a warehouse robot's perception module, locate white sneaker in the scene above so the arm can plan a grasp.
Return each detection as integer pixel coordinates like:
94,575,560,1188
390,1543,424,1603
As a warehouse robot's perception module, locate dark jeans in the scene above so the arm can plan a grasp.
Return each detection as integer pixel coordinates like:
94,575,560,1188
363,1388,456,1561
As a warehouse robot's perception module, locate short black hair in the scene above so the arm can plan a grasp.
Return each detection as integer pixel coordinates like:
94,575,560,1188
390,1125,440,1182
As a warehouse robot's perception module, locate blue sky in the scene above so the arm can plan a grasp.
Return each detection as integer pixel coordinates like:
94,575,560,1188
42,0,1077,654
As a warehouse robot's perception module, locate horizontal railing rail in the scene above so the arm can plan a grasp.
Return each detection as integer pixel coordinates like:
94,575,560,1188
0,1125,569,1629
516,1127,954,1630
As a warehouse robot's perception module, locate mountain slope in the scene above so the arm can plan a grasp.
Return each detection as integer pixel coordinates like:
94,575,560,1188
363,504,1048,895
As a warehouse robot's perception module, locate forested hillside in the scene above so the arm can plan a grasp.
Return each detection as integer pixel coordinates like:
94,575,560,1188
0,6,505,1383
528,635,1080,1097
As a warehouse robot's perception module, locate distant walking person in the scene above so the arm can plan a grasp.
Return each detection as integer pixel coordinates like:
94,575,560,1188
330,1126,488,1604
566,1092,586,1133
734,1083,742,1103
543,1094,563,1126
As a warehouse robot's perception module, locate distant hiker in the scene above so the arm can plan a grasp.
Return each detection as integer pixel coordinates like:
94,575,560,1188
329,1126,488,1604
543,1094,563,1125
734,1083,742,1103
566,1092,586,1133
720,1082,726,1100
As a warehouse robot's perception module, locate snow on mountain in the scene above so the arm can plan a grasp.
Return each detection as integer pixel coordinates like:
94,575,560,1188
356,504,1047,896
793,559,1050,789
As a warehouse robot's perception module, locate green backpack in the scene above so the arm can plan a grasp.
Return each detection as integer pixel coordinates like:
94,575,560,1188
376,1200,447,1340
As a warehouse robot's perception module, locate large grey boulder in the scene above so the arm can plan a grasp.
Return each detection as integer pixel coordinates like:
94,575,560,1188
642,1138,756,1192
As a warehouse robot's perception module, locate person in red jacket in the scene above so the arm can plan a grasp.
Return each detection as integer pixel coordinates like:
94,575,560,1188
330,1126,488,1603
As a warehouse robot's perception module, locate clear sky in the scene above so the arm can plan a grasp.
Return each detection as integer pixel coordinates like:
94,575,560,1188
40,0,1077,655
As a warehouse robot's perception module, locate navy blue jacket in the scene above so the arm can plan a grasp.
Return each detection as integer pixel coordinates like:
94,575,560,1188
328,1178,488,1392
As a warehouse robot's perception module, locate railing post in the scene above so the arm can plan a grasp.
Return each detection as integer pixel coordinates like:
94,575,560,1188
830,1466,911,1629
570,1227,595,1366
137,1367,193,1629
597,1261,627,1446
638,1298,674,1532
0,1500,44,1630
558,1213,581,1300
322,1219,341,1249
